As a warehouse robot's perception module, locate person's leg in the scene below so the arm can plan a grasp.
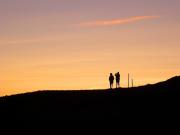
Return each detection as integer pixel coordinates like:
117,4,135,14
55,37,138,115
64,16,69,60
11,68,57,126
110,82,112,89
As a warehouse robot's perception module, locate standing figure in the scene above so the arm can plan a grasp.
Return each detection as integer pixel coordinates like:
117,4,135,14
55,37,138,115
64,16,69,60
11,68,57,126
109,73,114,89
115,72,120,88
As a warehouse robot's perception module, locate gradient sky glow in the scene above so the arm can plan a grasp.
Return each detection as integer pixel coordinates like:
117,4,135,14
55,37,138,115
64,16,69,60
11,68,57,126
0,0,180,96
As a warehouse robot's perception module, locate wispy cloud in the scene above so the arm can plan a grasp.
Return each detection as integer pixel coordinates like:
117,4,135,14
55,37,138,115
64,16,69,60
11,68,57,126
79,16,160,27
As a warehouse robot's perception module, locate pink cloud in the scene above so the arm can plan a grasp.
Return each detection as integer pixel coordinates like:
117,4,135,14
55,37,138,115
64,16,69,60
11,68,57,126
79,16,160,27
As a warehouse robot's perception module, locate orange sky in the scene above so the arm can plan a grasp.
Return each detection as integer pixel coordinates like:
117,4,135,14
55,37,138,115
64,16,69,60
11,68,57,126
0,0,180,96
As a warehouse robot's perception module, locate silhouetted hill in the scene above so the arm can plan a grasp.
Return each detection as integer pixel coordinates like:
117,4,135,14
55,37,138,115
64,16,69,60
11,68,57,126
0,76,180,134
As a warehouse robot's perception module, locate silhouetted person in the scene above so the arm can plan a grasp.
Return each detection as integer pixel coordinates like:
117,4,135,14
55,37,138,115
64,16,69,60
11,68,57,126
109,73,114,89
115,72,120,88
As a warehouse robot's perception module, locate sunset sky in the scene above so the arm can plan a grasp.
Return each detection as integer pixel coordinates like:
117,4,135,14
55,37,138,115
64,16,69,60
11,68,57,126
0,0,180,96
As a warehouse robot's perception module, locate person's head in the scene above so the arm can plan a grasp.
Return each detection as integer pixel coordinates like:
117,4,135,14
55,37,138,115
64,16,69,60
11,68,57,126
110,73,113,76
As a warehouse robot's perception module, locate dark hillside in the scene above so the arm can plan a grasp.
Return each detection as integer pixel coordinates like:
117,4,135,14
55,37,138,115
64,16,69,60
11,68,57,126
0,76,179,134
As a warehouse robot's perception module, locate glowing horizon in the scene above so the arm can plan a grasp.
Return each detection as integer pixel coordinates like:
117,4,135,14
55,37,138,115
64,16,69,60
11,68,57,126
0,0,180,96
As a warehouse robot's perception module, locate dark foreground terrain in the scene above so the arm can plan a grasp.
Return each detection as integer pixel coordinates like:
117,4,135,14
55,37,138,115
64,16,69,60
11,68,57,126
0,76,180,134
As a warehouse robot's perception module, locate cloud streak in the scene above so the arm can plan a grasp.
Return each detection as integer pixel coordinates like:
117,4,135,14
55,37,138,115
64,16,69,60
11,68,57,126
79,16,160,27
